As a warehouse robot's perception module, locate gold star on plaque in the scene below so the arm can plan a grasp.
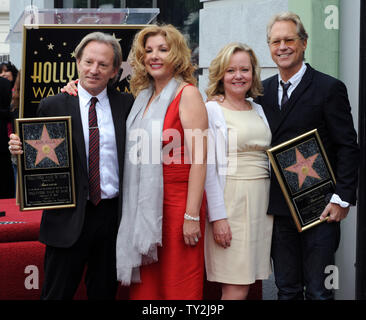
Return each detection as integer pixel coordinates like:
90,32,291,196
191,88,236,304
284,148,321,188
48,43,54,50
25,125,65,166
70,51,76,58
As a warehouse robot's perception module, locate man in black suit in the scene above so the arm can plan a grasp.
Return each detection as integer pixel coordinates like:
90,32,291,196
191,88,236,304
9,32,134,299
255,12,359,300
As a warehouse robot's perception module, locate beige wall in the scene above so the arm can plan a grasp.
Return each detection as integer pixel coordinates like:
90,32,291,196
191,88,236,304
0,0,9,57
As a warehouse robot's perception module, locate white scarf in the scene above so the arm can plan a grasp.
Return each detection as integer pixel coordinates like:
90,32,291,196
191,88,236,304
116,77,181,285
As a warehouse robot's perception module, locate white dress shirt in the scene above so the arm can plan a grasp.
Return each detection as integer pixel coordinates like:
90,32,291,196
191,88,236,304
78,84,119,199
277,62,349,208
277,61,307,106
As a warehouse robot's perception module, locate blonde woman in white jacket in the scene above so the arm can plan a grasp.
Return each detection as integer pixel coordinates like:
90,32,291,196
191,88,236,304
204,43,273,300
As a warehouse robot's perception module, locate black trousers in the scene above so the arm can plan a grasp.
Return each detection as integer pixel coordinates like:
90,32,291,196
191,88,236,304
271,215,340,300
41,198,119,300
0,151,15,199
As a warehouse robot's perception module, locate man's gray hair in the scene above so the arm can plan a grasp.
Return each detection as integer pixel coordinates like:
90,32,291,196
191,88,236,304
75,32,122,83
266,12,309,43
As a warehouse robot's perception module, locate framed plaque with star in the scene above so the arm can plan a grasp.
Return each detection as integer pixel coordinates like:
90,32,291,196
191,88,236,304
267,129,336,232
15,116,76,211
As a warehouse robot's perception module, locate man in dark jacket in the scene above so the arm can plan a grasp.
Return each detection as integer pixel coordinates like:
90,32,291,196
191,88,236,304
255,12,359,300
0,76,14,198
9,32,134,300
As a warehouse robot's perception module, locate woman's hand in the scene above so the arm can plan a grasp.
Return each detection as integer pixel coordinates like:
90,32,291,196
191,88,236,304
8,133,23,155
183,219,202,246
212,219,232,248
61,79,79,96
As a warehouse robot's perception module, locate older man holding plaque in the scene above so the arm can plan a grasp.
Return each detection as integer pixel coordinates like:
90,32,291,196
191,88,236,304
255,12,359,300
9,32,134,299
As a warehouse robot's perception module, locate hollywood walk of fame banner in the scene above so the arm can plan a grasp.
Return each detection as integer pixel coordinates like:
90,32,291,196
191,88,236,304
267,129,336,232
20,24,144,118
15,116,75,211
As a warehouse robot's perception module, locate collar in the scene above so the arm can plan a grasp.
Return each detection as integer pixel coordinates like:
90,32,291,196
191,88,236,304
78,83,108,109
278,61,307,87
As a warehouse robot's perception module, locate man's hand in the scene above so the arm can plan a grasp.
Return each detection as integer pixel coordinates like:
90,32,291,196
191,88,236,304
320,202,350,222
8,133,23,155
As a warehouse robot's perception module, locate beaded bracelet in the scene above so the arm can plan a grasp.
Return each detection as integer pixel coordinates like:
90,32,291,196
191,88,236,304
184,213,200,222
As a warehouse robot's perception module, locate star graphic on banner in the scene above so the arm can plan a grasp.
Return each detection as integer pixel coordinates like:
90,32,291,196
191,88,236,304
112,33,122,42
119,61,133,81
70,51,76,58
48,43,54,50
25,125,65,166
284,148,321,188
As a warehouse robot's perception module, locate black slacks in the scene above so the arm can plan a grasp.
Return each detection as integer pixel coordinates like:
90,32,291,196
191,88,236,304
41,198,119,300
271,215,340,300
0,151,15,199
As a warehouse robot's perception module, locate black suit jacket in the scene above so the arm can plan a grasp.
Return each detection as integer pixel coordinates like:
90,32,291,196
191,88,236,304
0,78,14,198
37,89,134,247
256,63,359,216
0,77,12,153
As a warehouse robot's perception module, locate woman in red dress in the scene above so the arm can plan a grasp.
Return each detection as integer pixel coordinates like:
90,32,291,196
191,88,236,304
115,24,208,300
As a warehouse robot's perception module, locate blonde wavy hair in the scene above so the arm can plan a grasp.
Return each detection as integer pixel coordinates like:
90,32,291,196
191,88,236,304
129,24,197,97
205,42,263,100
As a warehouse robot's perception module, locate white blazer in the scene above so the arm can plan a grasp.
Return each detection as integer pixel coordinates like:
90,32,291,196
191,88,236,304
204,100,270,222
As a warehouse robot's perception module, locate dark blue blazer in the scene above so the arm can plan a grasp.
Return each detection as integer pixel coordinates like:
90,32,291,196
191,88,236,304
255,63,359,216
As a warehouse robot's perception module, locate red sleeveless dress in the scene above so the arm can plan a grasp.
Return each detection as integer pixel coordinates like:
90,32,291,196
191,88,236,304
129,85,206,300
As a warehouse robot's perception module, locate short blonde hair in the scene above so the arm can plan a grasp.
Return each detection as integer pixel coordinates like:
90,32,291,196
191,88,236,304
129,24,197,97
206,42,263,100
